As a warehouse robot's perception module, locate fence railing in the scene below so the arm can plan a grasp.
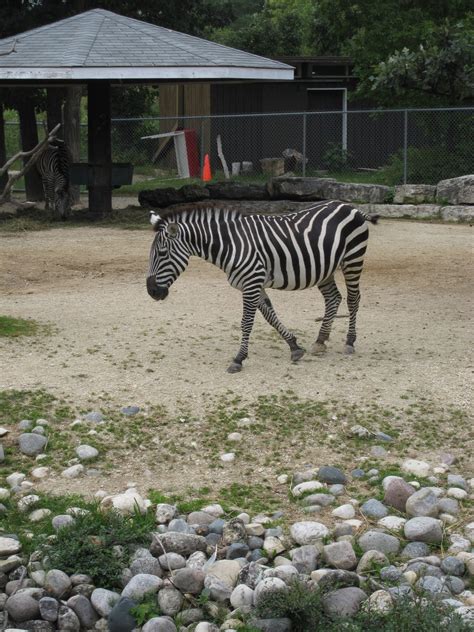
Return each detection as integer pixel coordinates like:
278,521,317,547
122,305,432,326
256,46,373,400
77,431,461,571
4,107,474,186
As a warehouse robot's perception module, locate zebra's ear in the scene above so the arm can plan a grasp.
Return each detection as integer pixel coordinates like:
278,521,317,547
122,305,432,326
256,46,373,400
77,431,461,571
150,212,161,228
166,223,179,238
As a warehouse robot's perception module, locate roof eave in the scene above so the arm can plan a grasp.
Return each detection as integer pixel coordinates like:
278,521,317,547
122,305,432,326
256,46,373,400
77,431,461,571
0,66,294,81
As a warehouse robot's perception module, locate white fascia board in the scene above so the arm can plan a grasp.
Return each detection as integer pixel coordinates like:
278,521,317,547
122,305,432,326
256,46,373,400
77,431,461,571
0,66,294,81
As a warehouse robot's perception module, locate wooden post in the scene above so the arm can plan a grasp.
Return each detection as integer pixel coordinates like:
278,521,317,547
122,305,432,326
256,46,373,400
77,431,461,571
87,81,111,217
17,94,44,201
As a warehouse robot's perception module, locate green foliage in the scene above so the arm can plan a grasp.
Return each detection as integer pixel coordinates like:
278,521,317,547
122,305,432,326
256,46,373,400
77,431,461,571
130,595,161,626
0,315,40,337
44,505,155,589
322,143,353,172
255,580,326,630
382,145,472,185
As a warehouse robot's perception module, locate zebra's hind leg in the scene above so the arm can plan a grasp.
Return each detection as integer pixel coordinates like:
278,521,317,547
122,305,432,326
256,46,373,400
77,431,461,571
227,287,261,373
258,291,305,362
310,278,342,354
342,263,362,354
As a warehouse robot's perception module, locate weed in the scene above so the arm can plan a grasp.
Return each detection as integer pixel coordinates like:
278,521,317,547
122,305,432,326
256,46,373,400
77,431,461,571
130,595,161,626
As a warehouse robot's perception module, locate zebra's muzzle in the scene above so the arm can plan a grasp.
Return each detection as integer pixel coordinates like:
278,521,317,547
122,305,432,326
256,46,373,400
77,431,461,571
146,277,168,301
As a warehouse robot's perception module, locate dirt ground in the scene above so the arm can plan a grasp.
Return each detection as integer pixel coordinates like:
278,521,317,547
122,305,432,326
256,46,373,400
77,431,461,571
0,219,473,497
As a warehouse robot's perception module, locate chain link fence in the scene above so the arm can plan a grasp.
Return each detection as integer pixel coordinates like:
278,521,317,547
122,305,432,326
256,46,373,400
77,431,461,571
4,107,474,188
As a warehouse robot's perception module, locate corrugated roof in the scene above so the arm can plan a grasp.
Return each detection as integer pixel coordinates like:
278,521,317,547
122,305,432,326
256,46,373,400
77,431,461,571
0,9,293,81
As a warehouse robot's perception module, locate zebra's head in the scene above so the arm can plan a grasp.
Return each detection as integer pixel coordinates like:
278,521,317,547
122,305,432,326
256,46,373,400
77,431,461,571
146,212,190,301
54,187,70,220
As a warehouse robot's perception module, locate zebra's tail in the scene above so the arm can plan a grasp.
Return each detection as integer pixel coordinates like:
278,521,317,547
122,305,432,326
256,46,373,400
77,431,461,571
359,211,380,225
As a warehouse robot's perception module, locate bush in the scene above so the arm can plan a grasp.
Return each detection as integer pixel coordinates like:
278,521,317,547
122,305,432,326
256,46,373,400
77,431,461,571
323,143,353,172
381,145,472,185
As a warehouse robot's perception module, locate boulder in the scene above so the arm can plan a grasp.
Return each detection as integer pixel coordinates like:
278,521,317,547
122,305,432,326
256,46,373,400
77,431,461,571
441,205,474,222
207,182,269,200
139,185,209,208
322,587,367,618
437,175,474,204
393,184,436,204
268,177,334,200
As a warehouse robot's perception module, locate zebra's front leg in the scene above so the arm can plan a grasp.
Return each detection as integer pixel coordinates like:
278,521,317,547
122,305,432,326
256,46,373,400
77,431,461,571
258,291,305,362
310,278,342,355
227,288,260,373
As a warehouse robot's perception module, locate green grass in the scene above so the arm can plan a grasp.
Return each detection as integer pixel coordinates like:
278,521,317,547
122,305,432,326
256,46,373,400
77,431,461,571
0,315,41,337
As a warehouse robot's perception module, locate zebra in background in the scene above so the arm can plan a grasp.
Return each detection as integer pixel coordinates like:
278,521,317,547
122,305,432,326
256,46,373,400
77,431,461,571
36,139,71,220
146,201,378,373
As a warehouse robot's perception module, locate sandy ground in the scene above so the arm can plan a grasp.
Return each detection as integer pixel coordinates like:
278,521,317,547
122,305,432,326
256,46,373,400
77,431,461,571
0,220,473,497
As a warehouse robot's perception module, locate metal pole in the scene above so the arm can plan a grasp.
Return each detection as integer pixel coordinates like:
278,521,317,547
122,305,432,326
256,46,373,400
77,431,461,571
403,109,408,184
302,112,307,177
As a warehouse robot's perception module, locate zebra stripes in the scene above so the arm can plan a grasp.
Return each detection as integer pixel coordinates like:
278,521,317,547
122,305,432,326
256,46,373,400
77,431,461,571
36,139,71,220
146,201,378,372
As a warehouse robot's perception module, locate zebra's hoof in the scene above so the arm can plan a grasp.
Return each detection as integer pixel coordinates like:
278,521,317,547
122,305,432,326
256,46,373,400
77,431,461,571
291,348,305,362
344,344,355,355
310,342,327,355
227,362,242,374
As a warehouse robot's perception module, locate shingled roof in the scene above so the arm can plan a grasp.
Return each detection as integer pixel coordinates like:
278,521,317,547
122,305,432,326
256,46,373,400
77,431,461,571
0,8,293,82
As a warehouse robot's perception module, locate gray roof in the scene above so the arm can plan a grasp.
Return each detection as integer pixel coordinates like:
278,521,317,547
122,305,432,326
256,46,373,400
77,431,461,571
0,9,293,82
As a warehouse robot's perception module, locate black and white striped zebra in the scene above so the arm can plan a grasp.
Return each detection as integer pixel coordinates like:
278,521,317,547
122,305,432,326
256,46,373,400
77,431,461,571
36,139,71,220
146,201,378,373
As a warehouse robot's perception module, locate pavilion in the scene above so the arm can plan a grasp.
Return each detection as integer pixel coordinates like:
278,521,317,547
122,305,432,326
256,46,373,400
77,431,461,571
0,9,293,215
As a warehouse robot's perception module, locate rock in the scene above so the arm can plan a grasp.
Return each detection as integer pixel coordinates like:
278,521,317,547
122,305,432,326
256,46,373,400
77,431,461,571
400,541,431,560
52,514,75,530
448,534,471,554
380,566,402,582
157,586,183,616
377,516,406,531
18,433,47,456
437,175,474,204
447,474,468,490
171,568,204,594
121,574,162,600
90,588,120,617
129,556,163,577
331,504,355,519
437,497,460,516
220,452,235,463
61,465,84,479
364,590,393,614
441,205,474,222
84,412,103,423
384,479,416,512
249,618,292,632
447,487,468,500
254,577,287,605
356,550,389,574
360,499,388,520
315,569,360,590
57,605,80,632
6,593,40,621
393,184,436,204
151,532,207,557
302,493,335,507
290,545,319,574
142,617,177,632
290,521,329,545
406,488,439,517
416,576,445,595
262,537,285,557
404,517,443,543
155,503,177,524
67,594,99,629
318,466,347,484
401,459,431,478
322,587,367,618
121,406,140,416
75,445,99,460
323,541,357,570
31,467,50,480
0,537,21,556
358,531,400,556
206,560,241,589
291,481,324,497
45,569,71,598
230,584,254,609
39,597,59,622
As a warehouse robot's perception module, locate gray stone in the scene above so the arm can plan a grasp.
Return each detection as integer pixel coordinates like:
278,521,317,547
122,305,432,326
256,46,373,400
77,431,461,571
171,568,204,594
400,541,431,560
438,498,460,516
227,542,249,559
437,175,474,205
250,618,292,632
52,515,75,530
322,587,367,618
129,556,162,577
389,585,414,601
179,608,205,625
187,511,215,526
84,412,103,423
393,184,436,204
75,445,98,460
155,503,177,524
406,488,439,517
121,574,162,600
316,570,360,590
158,553,186,570
358,531,400,556
351,469,365,479
328,484,345,496
371,446,388,458
19,419,33,430
290,521,328,545
121,406,140,416
45,569,71,598
157,586,183,616
90,588,120,617
67,594,99,629
0,538,21,556
302,493,335,507
317,466,347,484
208,518,225,534
444,576,466,594
57,605,80,632
208,181,269,200
406,561,443,578
360,499,388,520
290,545,319,574
384,479,416,512
323,541,357,571
150,532,207,557
166,518,194,534
360,203,441,219
106,597,136,632
441,205,474,222
6,593,40,621
18,434,47,456
356,550,389,574
404,517,443,543
32,426,45,435
142,617,177,632
38,597,59,622
416,576,445,595
447,474,468,491
441,557,465,576
248,536,264,550
292,469,319,485
380,565,402,582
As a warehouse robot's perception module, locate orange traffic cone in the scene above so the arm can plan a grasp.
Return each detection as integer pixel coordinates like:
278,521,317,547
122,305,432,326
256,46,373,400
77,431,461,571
202,154,212,182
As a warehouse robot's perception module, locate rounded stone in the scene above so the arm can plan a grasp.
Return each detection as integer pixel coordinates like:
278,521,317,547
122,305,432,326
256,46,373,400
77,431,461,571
121,406,140,416
383,479,416,512
290,521,329,545
323,541,357,571
39,596,59,622
356,550,389,574
157,586,183,616
61,464,84,478
400,541,431,560
377,516,406,531
318,466,347,484
230,584,254,609
172,568,204,595
142,618,177,632
158,553,186,570
291,481,325,497
52,514,75,530
6,592,41,621
129,557,162,577
406,488,439,517
364,589,393,614
75,445,99,460
331,504,355,520
441,556,465,576
0,537,21,556
84,411,103,423
360,499,388,520
121,574,162,600
322,587,367,618
358,531,400,556
67,594,99,629
254,577,288,605
18,433,47,456
404,517,443,543
45,569,71,598
90,588,121,617
155,503,177,524
401,459,431,478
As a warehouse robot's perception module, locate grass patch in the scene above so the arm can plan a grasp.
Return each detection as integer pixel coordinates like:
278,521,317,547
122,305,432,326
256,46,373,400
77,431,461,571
0,315,41,337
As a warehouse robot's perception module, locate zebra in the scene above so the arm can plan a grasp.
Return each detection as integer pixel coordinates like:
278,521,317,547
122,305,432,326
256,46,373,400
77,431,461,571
146,201,378,373
36,139,71,220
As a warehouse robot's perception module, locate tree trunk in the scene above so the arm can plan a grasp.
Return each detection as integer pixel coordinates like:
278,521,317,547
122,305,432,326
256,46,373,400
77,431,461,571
0,103,7,194
47,88,64,136
17,94,43,201
63,86,82,205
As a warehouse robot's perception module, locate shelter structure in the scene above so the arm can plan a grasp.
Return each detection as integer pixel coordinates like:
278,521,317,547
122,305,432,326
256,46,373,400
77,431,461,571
0,8,292,216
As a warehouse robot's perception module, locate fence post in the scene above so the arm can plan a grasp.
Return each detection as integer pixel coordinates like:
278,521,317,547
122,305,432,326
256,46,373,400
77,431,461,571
403,109,408,184
302,112,307,177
